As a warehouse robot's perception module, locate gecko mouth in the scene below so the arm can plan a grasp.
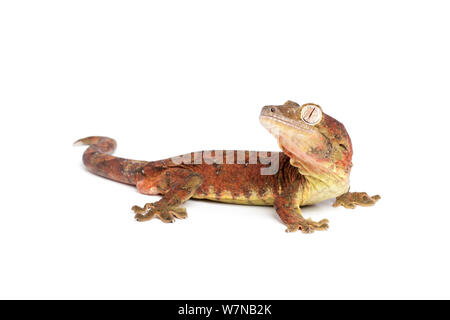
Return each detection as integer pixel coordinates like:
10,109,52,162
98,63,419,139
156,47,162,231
259,114,316,138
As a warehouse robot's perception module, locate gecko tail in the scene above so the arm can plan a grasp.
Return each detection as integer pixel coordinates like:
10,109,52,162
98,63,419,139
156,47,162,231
74,136,146,185
73,136,116,149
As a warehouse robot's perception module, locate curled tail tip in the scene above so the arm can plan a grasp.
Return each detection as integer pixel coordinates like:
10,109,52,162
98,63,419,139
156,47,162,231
73,138,86,146
73,137,94,146
73,136,115,147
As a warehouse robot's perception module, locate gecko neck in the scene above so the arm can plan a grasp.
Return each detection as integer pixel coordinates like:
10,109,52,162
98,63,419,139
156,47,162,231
291,159,350,205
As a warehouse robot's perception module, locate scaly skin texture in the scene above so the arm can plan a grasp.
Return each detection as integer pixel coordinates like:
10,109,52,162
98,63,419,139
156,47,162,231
75,101,380,233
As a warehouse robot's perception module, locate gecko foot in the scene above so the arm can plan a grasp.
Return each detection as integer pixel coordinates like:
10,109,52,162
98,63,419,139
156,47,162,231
131,203,188,223
286,218,329,234
333,192,381,209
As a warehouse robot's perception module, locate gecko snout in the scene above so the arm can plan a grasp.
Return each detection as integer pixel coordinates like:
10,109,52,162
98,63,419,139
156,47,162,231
260,105,278,117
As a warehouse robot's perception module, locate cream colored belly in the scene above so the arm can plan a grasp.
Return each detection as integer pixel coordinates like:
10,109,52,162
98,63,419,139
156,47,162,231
193,187,275,206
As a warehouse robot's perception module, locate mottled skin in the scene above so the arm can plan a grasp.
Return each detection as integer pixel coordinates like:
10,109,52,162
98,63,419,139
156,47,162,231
75,101,379,233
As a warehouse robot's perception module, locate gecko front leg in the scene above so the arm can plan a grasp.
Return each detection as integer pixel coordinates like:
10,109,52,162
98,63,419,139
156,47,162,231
274,182,329,234
277,206,329,234
333,192,380,209
132,169,203,223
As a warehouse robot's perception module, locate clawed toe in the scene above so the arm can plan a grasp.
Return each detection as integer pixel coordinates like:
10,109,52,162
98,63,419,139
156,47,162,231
306,218,329,231
158,211,176,223
131,205,144,214
131,203,154,215
135,213,153,222
171,207,188,219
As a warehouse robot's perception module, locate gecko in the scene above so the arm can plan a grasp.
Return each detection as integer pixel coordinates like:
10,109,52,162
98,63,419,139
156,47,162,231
74,101,380,233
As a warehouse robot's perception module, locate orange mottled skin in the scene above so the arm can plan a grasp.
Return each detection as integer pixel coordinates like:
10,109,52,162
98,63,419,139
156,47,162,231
75,101,379,233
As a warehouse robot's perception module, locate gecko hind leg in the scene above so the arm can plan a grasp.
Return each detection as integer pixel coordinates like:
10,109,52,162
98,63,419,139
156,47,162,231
333,192,380,209
132,169,203,223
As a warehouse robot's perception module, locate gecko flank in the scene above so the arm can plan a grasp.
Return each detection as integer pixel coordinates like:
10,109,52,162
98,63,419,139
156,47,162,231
74,101,380,233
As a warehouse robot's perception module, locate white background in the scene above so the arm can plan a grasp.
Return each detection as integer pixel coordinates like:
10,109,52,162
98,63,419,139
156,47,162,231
1,1,449,299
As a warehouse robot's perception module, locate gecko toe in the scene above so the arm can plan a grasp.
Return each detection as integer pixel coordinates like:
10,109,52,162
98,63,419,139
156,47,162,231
171,208,188,219
135,213,150,222
372,195,381,201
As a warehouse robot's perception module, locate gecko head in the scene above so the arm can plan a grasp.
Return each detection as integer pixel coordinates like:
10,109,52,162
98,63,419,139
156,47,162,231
259,101,353,179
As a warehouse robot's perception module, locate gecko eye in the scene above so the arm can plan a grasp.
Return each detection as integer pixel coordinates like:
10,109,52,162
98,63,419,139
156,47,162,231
300,103,322,125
